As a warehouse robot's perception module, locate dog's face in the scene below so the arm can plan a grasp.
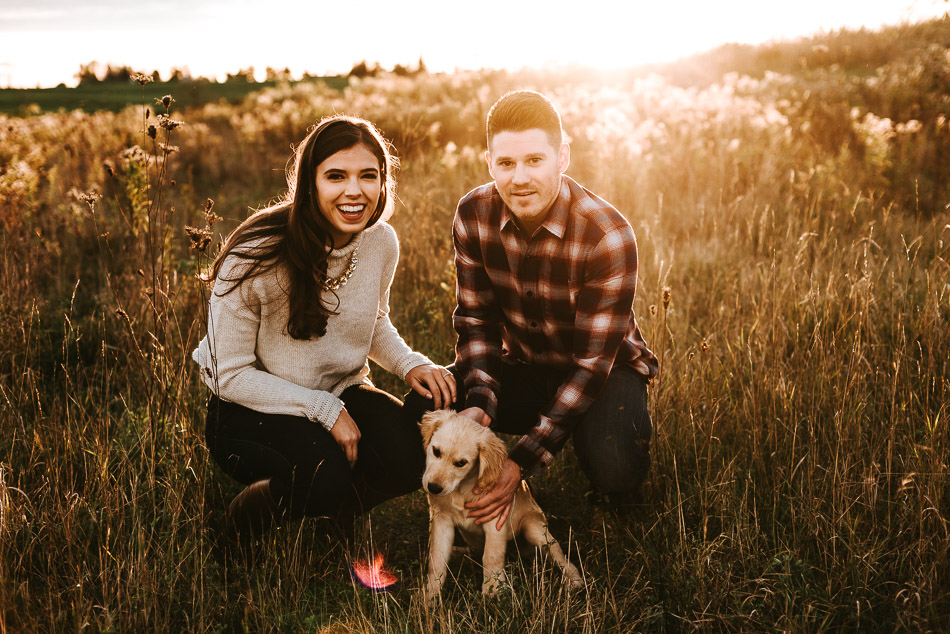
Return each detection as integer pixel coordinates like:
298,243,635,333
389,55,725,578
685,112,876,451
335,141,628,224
420,410,507,496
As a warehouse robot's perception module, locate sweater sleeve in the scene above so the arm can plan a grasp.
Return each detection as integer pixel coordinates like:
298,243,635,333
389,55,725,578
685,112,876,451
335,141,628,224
366,224,432,378
194,257,345,431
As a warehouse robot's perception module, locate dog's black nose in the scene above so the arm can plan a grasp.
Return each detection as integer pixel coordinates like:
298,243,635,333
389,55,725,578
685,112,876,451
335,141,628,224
427,482,443,495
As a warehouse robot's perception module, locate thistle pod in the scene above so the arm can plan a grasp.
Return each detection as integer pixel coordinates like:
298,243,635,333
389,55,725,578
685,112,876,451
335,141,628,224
157,114,184,131
147,124,157,139
185,225,213,252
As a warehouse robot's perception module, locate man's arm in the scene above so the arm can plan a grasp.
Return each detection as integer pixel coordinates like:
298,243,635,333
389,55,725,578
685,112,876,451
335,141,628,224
452,201,506,421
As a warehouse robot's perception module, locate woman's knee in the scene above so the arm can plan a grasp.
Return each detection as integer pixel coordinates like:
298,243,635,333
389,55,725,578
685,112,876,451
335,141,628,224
289,455,354,517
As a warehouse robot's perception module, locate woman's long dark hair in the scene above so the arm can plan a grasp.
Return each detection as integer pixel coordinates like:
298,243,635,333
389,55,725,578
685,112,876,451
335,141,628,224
202,115,396,339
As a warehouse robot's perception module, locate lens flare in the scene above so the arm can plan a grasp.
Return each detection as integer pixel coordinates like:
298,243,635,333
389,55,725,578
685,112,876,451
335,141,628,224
350,552,399,592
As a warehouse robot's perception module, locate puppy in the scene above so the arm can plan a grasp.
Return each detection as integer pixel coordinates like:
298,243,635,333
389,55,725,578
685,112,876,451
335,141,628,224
420,409,583,601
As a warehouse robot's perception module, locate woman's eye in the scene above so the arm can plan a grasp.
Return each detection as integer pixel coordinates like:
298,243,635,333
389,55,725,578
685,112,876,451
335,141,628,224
432,447,441,458
453,459,467,468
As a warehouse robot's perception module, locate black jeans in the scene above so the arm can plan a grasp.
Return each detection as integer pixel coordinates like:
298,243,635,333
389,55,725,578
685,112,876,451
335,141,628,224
406,361,652,501
205,383,425,524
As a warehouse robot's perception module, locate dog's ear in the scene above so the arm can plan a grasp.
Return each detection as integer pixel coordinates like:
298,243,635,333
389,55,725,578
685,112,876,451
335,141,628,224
420,410,450,449
476,430,509,491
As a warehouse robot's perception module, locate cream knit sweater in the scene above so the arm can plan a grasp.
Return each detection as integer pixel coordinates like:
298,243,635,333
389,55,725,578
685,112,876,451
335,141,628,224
192,221,431,431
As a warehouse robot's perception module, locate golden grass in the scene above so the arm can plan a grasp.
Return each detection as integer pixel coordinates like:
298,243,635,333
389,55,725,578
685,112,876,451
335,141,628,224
0,22,948,630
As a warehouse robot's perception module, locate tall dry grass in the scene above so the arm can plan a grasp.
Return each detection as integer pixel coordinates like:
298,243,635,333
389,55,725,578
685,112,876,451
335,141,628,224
0,20,948,631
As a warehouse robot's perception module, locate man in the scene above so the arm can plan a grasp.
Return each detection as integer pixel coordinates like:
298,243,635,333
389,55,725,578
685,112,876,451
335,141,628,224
411,90,657,528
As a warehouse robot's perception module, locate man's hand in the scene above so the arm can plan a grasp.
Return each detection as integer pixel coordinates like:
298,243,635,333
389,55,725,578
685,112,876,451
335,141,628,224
464,459,521,531
459,406,491,427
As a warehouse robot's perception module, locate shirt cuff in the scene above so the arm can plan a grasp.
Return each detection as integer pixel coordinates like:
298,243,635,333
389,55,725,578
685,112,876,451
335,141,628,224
508,436,552,477
463,385,498,421
398,354,433,381
306,393,345,432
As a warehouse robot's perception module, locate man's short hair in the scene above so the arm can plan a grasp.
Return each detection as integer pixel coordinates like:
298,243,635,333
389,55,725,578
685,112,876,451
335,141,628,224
486,90,563,150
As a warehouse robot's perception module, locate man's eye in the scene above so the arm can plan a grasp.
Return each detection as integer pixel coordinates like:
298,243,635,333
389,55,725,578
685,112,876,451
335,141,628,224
453,459,467,468
432,447,441,458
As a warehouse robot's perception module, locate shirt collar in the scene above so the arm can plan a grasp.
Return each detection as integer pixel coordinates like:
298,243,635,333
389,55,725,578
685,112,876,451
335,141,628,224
498,176,571,239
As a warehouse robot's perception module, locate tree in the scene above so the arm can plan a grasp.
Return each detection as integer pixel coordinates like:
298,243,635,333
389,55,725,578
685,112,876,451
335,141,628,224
226,67,256,83
76,62,101,85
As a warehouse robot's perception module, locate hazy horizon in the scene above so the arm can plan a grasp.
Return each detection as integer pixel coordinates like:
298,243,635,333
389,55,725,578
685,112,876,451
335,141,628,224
1,0,947,88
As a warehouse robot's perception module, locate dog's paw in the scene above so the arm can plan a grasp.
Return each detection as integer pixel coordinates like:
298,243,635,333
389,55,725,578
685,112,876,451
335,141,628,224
423,580,443,607
481,570,510,597
564,568,585,591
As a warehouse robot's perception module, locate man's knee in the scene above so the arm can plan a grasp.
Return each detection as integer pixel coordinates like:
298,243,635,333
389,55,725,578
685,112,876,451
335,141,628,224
578,437,651,493
573,366,653,494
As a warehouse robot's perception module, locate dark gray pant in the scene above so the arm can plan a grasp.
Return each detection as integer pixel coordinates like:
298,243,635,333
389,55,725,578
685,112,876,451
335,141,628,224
405,361,652,503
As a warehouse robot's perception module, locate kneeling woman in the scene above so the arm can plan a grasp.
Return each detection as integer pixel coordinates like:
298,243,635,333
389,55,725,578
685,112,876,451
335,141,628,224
193,115,455,550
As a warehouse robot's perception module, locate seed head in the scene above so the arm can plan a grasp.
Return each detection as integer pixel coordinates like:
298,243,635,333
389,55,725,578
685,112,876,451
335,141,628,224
662,287,672,309
157,114,184,131
103,160,115,178
203,198,221,226
147,124,157,139
78,190,102,209
701,339,709,353
131,73,153,86
156,94,175,109
185,225,213,252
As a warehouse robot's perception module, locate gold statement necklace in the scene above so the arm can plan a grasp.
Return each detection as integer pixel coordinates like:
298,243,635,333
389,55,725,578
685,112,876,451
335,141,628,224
323,233,362,291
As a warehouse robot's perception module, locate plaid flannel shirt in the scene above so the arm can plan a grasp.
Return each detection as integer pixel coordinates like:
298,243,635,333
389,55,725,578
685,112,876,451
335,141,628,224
453,175,658,475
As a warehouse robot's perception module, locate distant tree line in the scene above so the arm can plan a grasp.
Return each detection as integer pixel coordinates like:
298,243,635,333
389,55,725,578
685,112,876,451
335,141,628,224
73,58,429,86
76,62,191,85
347,57,427,78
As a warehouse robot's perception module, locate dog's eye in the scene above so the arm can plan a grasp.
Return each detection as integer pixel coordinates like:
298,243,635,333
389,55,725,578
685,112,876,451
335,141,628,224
453,459,468,468
432,447,441,458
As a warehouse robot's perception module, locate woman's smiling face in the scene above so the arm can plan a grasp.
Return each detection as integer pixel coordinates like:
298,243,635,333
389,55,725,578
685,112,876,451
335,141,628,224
315,143,382,247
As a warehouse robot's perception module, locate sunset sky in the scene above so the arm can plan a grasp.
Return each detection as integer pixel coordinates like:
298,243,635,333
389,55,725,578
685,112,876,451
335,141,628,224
0,0,947,88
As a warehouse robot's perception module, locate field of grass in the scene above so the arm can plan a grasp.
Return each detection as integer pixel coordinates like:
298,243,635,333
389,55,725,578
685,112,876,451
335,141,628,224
1,17,948,632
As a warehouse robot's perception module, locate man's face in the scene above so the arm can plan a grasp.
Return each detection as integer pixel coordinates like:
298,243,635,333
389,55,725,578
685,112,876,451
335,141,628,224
486,129,570,234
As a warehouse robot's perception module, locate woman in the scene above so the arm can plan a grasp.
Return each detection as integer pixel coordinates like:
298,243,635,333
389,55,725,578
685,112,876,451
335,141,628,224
193,115,456,552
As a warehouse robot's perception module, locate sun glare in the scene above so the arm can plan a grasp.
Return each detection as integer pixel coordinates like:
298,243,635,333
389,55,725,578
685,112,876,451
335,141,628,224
0,0,945,87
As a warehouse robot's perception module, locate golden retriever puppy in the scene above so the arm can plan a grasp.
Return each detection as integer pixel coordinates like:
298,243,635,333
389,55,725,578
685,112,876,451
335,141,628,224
420,409,583,601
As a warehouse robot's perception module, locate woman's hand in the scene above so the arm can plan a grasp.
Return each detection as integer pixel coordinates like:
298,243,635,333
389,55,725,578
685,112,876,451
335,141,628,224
331,408,361,468
406,364,457,410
